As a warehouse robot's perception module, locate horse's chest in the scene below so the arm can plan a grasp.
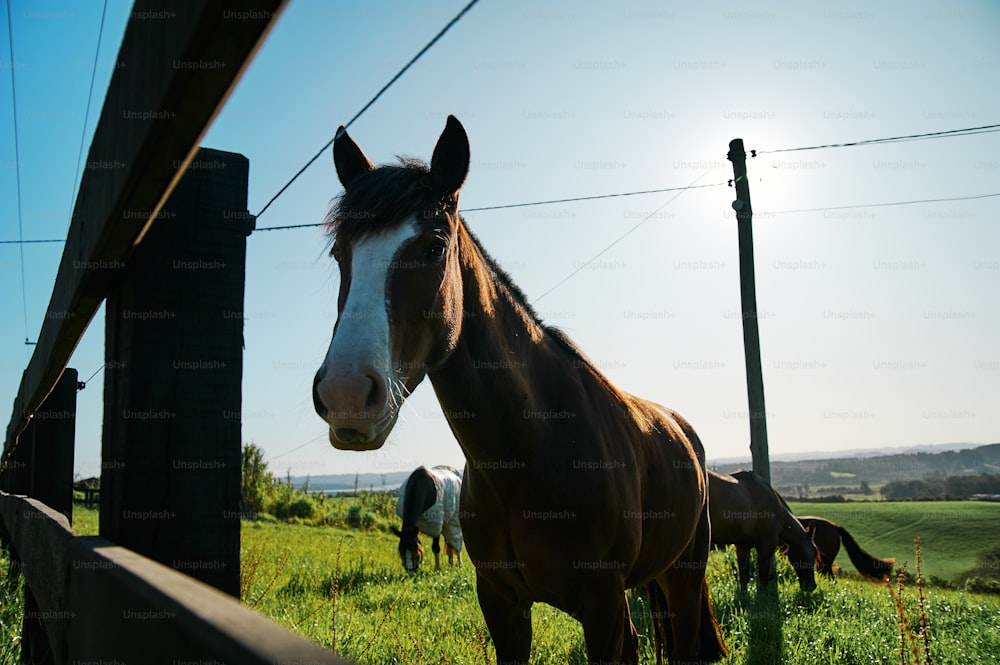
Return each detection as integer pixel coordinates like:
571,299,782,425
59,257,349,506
461,476,642,594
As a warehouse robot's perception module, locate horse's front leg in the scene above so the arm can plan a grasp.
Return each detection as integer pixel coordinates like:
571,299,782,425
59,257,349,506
757,540,777,589
477,571,531,665
431,534,442,571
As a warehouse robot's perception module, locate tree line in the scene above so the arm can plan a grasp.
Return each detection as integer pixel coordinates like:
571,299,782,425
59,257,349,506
880,473,1000,501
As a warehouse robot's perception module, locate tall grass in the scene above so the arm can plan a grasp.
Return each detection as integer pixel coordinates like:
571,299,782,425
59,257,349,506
886,537,934,665
0,549,24,664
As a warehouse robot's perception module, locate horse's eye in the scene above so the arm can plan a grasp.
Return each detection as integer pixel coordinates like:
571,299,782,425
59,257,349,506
331,245,343,263
426,240,447,263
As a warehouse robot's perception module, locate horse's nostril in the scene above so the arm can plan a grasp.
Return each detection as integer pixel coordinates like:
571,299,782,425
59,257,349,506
312,370,328,418
361,372,385,412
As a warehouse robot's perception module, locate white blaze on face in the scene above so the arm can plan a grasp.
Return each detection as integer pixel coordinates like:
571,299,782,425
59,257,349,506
322,218,420,387
404,550,415,575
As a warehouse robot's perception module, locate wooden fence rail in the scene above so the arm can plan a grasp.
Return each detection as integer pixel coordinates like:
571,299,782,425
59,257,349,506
1,493,352,664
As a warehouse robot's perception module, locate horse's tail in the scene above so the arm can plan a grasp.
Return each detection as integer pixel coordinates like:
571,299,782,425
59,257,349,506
645,582,670,665
837,526,895,582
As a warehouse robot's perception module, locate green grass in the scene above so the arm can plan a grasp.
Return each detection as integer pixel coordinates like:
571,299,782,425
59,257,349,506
787,501,1000,581
73,503,100,536
67,500,1000,663
0,549,24,664
239,516,1000,664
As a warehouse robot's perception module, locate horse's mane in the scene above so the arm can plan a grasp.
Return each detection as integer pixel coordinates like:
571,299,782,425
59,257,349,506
325,158,443,248
402,466,437,519
326,159,649,427
465,224,652,426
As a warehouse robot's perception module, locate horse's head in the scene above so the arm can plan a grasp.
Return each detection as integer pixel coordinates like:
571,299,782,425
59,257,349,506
313,116,471,450
782,528,818,593
390,525,425,577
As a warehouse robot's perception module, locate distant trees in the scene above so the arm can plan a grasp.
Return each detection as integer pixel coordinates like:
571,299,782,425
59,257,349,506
881,473,1000,500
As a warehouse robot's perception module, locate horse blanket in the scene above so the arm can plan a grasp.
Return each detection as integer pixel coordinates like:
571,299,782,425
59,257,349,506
396,465,464,553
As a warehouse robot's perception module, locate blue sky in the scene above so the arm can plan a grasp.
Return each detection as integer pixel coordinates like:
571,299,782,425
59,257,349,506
2,0,999,481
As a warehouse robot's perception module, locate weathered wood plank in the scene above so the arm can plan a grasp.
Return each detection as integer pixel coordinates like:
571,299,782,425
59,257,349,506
69,536,355,664
0,499,355,664
0,493,74,664
4,0,286,456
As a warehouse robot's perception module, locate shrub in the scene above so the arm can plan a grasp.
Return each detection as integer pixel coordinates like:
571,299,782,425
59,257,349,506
345,505,374,530
964,576,1000,594
241,442,273,516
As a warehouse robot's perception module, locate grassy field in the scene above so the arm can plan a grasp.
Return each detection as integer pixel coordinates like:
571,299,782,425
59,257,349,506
786,501,1000,582
237,518,999,664
61,501,1000,664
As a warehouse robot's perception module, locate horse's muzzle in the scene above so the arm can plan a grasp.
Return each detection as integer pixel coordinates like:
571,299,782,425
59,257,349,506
313,366,395,450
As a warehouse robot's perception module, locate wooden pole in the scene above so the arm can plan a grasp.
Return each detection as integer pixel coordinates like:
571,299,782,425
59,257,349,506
727,139,770,484
100,148,250,597
24,369,79,523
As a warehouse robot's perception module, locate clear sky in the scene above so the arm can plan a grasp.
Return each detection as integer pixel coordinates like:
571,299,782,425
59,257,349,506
2,0,999,481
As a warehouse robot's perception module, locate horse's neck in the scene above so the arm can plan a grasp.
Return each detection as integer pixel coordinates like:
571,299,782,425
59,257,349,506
775,493,808,541
428,234,583,458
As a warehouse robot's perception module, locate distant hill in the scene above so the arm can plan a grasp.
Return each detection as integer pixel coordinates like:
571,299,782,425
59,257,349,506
708,441,985,465
711,442,1000,498
291,443,1000,497
290,471,412,494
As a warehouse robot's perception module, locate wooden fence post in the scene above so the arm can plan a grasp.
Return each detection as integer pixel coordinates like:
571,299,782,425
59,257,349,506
727,139,771,484
100,148,250,597
0,369,78,665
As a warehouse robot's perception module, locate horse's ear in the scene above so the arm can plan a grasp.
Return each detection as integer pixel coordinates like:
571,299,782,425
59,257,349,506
333,125,375,189
430,115,470,199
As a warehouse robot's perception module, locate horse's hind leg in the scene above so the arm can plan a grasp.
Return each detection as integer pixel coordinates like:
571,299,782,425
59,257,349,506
446,542,462,566
576,582,631,665
658,514,727,663
623,591,639,665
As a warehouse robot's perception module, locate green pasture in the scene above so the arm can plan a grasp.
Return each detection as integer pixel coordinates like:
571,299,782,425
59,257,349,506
786,501,1000,582
235,518,999,664
51,502,1000,664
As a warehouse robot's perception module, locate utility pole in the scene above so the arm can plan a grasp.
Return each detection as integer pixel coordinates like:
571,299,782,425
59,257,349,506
727,138,770,484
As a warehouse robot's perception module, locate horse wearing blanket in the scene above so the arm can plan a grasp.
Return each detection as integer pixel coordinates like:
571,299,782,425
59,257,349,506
393,465,464,576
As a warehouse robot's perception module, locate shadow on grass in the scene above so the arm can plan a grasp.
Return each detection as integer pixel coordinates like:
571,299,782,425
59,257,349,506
729,585,785,665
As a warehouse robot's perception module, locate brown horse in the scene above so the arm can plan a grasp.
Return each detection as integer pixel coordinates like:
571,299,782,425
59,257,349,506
312,116,727,664
797,516,895,582
708,470,817,593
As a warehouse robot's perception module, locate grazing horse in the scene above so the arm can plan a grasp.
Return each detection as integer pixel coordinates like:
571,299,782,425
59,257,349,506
392,465,464,576
797,516,895,582
312,116,727,664
708,470,817,592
